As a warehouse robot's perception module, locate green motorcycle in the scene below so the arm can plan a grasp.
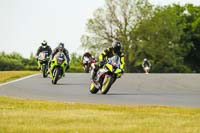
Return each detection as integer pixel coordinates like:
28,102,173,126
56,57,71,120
89,55,123,94
50,52,68,84
37,51,49,78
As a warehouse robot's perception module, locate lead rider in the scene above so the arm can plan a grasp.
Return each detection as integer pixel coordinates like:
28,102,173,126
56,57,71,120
91,40,125,84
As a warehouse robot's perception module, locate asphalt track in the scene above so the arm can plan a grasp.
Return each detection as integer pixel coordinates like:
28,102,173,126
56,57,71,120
0,73,200,107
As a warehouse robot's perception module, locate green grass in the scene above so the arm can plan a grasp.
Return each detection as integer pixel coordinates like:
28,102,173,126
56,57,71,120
0,71,38,83
0,71,200,132
0,96,200,133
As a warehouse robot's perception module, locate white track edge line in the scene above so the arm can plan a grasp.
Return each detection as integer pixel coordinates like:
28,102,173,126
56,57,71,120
0,73,40,87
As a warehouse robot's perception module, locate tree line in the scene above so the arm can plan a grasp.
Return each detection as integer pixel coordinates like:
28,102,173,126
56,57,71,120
81,0,200,73
0,51,84,72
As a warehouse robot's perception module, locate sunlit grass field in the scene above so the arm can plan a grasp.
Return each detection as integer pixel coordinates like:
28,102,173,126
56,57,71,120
0,71,38,83
0,96,199,133
0,71,200,132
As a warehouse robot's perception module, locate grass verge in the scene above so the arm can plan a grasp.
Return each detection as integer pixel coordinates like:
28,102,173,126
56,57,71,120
0,71,38,83
0,96,200,133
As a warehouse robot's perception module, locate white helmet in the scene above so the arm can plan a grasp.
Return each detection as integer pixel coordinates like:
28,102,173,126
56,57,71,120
41,40,47,48
144,58,147,61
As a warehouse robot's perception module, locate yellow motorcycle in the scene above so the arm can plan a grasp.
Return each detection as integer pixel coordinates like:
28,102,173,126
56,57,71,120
37,51,49,78
89,55,123,94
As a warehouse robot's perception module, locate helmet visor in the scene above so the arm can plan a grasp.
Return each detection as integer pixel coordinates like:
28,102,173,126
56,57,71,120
42,43,47,46
58,47,63,52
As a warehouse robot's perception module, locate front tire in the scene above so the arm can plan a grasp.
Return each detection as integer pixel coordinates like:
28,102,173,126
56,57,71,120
89,83,99,94
52,67,60,84
84,65,90,73
42,64,48,78
101,75,113,94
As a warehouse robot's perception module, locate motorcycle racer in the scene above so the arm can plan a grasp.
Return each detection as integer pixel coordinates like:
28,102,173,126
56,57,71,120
91,40,125,84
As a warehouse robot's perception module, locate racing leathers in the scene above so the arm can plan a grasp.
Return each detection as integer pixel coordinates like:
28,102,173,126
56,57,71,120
36,45,52,57
91,47,125,81
142,60,151,68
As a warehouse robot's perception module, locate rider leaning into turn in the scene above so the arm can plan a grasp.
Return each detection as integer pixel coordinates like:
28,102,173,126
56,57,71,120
49,42,70,71
91,40,125,83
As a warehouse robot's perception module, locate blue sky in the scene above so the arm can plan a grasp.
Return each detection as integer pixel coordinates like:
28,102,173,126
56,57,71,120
0,0,200,58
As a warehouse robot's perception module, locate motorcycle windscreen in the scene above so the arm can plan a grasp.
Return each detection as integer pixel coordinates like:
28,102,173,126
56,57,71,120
39,51,48,60
55,52,66,65
83,56,90,64
107,55,121,68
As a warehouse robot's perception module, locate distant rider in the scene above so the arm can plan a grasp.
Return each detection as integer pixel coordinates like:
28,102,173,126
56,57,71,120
142,58,151,74
82,52,96,64
35,40,52,68
35,40,52,58
82,52,92,60
91,40,125,84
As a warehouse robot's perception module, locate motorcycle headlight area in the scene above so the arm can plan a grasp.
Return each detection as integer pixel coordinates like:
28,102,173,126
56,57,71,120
57,57,64,65
83,57,90,64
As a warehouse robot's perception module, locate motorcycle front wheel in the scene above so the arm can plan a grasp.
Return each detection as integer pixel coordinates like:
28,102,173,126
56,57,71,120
89,83,99,94
42,64,48,78
84,65,90,73
52,67,61,84
101,75,113,94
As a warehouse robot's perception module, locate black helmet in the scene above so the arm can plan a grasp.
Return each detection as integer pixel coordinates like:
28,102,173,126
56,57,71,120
41,40,47,47
58,42,64,51
112,41,121,53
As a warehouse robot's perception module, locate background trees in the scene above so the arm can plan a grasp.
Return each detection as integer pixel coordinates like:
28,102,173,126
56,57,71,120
1,1,200,73
0,52,83,72
81,0,152,72
81,0,200,73
181,4,200,72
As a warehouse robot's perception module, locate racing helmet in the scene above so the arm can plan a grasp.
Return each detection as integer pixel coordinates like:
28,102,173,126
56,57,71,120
112,41,121,54
58,42,64,52
41,40,47,48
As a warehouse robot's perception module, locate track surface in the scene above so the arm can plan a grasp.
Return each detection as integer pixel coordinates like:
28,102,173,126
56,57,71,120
0,73,200,107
